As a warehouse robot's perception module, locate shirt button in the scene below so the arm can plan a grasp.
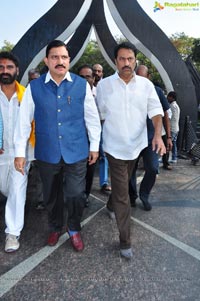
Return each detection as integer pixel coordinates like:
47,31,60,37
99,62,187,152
59,135,62,139
57,109,61,112
58,123,61,126
58,95,61,99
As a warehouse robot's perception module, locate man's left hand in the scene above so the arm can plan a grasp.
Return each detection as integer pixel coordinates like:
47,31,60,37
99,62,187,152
152,136,166,156
88,151,99,165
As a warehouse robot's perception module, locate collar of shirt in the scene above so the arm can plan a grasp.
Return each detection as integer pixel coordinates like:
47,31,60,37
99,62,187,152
45,71,73,86
113,70,136,83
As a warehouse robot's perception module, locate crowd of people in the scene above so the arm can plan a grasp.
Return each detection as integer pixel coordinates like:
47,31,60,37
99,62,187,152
0,40,180,260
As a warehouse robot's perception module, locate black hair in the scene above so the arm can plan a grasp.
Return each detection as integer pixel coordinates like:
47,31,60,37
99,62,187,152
167,91,177,101
114,42,138,59
46,40,68,57
0,51,19,67
77,64,93,74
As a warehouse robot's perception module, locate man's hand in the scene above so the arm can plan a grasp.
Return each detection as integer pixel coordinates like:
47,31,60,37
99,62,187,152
14,157,26,175
166,137,173,152
88,151,99,165
152,136,166,156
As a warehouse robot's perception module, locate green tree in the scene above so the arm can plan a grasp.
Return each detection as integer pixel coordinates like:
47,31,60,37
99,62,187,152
0,40,14,52
70,40,114,77
169,32,195,60
169,33,200,72
191,38,200,71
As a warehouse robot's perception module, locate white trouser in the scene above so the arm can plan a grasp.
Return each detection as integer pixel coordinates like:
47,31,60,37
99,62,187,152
0,161,30,236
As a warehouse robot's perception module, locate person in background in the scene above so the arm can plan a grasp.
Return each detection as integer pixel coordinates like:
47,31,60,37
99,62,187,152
92,63,103,87
27,68,45,210
129,65,172,211
93,63,111,193
0,51,34,253
167,91,180,163
78,64,97,207
96,42,165,259
14,40,101,252
0,108,3,154
28,68,40,83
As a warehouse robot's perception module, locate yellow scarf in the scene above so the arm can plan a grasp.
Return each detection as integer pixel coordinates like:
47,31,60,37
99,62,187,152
15,81,35,147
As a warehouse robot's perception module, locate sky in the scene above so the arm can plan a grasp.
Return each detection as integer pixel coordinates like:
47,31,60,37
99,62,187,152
0,0,199,48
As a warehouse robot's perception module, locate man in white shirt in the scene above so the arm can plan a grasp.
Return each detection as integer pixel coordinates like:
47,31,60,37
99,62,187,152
0,51,34,253
14,40,101,252
167,91,180,163
96,42,166,259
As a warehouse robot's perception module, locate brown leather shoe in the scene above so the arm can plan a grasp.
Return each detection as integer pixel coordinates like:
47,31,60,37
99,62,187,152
47,232,61,246
70,232,84,251
101,184,112,193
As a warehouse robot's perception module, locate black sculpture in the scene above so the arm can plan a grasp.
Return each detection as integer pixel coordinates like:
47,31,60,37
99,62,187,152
12,0,197,138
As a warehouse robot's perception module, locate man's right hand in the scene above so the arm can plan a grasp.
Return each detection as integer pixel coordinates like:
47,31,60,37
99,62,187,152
14,157,26,175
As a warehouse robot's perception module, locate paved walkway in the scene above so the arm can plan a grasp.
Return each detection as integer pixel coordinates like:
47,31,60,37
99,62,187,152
0,158,200,301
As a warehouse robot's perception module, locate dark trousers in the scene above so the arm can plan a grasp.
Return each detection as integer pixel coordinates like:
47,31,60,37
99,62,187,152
129,144,159,202
162,135,170,167
106,153,137,249
37,158,87,232
85,162,96,198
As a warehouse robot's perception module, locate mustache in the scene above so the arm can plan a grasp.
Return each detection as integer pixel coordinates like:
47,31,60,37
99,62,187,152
122,66,132,70
1,73,12,77
55,64,66,69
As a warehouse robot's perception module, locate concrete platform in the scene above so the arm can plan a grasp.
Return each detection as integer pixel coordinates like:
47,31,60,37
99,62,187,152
0,158,200,300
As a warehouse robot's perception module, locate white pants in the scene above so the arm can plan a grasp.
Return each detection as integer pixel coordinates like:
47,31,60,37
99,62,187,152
0,161,30,236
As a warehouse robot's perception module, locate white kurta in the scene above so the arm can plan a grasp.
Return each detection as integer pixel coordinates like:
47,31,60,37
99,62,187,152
0,87,33,236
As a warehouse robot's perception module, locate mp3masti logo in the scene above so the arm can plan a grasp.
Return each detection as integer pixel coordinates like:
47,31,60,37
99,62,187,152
153,1,199,12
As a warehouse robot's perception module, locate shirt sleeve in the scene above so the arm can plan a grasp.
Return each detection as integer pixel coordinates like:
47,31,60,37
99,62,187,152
147,84,164,119
84,83,101,151
155,86,170,112
0,110,3,148
14,85,35,157
95,82,106,121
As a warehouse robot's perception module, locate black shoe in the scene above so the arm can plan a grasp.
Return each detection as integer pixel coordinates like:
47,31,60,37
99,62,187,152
141,198,152,211
130,199,137,207
163,165,172,170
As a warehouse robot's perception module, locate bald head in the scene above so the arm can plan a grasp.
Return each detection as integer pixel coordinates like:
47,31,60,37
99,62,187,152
92,64,103,86
136,65,149,78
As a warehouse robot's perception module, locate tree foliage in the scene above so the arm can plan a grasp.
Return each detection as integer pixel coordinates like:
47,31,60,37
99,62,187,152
0,40,14,52
169,32,195,60
70,40,114,77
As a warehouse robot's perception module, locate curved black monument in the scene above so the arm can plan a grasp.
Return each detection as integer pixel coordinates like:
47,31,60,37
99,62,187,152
12,0,197,135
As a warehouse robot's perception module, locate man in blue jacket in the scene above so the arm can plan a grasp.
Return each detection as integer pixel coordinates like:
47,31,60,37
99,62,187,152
14,40,101,252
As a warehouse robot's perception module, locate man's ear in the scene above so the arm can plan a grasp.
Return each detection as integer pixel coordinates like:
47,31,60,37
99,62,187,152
44,57,48,66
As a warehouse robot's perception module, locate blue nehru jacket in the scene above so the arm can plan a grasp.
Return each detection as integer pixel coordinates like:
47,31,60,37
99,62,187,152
30,73,89,164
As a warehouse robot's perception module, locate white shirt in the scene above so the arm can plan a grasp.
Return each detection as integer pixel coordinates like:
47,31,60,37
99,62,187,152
169,101,180,133
0,87,34,164
14,72,101,158
96,72,164,160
